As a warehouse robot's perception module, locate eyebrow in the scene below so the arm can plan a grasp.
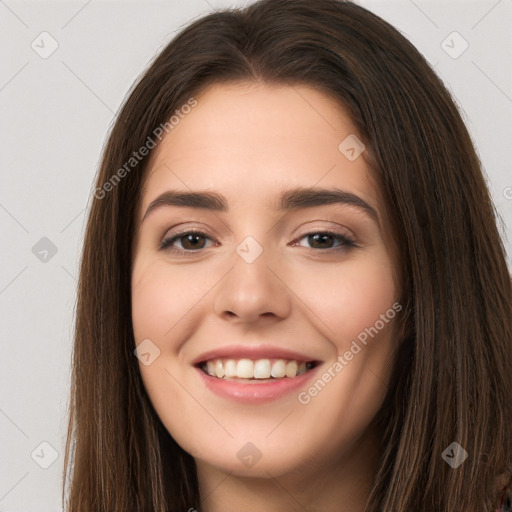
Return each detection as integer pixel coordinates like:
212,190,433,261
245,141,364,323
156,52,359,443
141,187,379,224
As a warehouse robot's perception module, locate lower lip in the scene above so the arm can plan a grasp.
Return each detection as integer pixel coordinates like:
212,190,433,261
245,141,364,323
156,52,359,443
195,365,320,403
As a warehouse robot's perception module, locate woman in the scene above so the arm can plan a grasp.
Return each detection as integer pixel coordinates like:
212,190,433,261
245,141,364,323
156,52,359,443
62,1,512,511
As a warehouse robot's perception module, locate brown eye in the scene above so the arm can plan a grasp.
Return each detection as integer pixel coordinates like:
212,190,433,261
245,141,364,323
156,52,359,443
293,231,357,251
160,230,213,253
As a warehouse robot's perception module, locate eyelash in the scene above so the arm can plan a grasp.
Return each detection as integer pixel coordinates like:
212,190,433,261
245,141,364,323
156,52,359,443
159,229,358,254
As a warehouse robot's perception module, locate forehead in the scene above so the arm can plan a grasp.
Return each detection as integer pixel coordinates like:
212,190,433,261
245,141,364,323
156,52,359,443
139,82,379,214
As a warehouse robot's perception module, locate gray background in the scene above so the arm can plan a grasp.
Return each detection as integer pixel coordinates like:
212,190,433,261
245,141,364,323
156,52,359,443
0,0,510,510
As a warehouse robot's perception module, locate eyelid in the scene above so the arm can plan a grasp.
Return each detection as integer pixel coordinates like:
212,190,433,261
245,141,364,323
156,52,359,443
159,226,359,254
159,227,216,251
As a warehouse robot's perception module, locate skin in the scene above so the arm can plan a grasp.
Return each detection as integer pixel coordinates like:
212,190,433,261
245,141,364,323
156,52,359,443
131,82,402,512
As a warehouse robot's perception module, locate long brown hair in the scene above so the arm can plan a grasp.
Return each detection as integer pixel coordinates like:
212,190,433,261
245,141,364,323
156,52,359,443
62,1,512,510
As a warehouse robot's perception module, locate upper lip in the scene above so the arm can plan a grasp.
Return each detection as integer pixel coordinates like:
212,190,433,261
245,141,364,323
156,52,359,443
192,344,321,365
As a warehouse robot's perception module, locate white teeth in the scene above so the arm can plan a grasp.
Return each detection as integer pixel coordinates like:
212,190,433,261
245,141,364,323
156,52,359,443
201,357,313,379
285,361,298,378
253,359,271,379
271,359,287,378
224,359,237,377
214,360,225,378
237,359,253,378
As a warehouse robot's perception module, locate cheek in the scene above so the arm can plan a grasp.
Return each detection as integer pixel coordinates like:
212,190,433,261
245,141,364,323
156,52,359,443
132,269,168,343
131,260,206,346
292,253,398,348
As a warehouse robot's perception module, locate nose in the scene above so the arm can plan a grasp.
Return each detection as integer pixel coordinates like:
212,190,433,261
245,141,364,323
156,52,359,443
213,247,292,324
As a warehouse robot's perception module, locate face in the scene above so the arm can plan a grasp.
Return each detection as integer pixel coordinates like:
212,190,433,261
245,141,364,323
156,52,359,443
131,82,401,480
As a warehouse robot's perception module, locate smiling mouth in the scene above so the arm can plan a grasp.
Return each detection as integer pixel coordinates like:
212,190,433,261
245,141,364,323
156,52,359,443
197,358,318,381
